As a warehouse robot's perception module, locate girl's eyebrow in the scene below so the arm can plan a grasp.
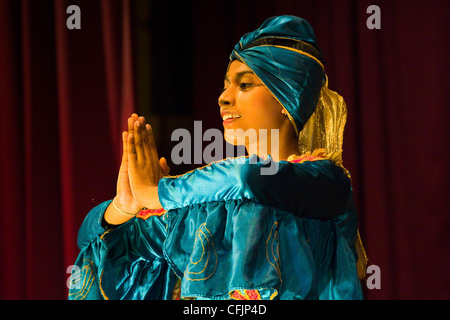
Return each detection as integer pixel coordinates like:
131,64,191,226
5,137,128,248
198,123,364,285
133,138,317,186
224,70,255,82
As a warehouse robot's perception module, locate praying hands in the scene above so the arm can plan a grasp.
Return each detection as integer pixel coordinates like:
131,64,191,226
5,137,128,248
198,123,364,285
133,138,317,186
104,114,169,225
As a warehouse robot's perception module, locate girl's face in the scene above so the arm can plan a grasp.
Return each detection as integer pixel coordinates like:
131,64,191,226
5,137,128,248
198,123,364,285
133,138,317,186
218,60,288,146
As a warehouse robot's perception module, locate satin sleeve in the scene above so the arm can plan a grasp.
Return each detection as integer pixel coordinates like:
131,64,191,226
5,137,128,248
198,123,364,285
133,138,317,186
76,200,111,250
159,155,351,220
69,200,178,300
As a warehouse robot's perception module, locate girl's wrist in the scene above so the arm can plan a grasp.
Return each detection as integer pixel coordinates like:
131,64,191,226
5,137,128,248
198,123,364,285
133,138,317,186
104,197,141,225
139,186,163,210
112,198,141,216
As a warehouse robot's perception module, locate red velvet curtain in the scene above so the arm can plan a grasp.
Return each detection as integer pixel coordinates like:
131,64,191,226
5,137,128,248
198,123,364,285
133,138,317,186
0,0,134,299
0,0,448,300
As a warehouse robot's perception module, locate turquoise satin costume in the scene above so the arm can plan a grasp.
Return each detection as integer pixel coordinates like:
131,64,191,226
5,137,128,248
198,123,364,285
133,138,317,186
68,16,364,300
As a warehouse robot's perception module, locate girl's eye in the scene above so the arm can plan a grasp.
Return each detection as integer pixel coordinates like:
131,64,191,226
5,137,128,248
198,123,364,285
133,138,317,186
239,83,252,89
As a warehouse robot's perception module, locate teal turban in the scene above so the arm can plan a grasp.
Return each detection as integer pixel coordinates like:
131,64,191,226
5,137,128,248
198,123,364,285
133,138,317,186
230,15,326,135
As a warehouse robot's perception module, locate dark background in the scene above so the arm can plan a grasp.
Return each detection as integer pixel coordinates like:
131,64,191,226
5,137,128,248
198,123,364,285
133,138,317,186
0,0,448,300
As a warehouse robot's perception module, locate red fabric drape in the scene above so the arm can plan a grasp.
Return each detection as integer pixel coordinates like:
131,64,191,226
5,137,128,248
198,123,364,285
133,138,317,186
0,0,135,299
0,0,448,300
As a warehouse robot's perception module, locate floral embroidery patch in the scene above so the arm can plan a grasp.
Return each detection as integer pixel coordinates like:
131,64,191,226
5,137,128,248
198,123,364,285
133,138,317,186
230,289,262,300
136,208,166,220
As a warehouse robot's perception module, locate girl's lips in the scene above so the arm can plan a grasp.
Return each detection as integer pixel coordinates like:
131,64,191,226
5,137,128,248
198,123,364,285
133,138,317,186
221,112,241,126
222,114,241,119
222,117,240,126
222,114,241,126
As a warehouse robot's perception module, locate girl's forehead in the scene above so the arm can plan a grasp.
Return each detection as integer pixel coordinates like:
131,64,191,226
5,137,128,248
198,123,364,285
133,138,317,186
225,60,254,81
229,60,249,71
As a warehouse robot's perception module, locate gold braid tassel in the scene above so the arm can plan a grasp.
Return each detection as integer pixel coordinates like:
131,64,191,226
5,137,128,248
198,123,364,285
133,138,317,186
355,229,369,279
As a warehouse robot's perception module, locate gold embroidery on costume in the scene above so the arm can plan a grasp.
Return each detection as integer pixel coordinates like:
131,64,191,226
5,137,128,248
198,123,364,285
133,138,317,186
266,222,282,283
184,223,218,281
99,269,110,300
99,229,112,240
68,259,95,300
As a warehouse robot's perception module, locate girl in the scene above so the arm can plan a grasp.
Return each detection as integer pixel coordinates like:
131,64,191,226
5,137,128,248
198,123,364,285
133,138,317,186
69,15,366,300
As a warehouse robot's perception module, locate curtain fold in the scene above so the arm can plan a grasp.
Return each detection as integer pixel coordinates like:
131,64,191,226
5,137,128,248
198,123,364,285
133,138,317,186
0,0,26,299
100,0,136,168
0,0,135,299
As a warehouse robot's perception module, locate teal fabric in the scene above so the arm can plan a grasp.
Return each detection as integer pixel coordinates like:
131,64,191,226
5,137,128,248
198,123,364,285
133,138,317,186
69,200,178,300
69,156,363,300
230,15,326,133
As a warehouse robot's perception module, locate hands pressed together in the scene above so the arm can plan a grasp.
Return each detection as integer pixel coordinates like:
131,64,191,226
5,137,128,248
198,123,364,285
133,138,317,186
105,113,170,225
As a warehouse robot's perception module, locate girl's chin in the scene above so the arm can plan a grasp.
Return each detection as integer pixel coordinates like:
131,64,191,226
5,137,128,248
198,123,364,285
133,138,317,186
223,134,238,146
223,131,254,148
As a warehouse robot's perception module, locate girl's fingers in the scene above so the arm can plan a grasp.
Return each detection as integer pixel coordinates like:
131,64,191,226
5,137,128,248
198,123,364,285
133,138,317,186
143,123,153,161
134,120,144,164
145,123,159,163
122,131,128,162
138,117,148,145
160,157,170,176
128,114,138,135
122,131,128,148
127,132,137,165
128,115,163,180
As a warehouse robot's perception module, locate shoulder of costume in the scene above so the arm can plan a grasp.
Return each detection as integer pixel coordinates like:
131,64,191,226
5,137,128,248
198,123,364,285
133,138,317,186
157,152,350,213
288,149,351,179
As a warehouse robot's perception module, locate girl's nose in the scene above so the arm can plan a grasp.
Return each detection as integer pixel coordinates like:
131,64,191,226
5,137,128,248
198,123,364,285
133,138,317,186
218,86,235,108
